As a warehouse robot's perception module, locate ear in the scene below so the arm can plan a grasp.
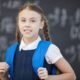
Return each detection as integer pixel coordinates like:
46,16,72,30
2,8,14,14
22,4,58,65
40,21,44,29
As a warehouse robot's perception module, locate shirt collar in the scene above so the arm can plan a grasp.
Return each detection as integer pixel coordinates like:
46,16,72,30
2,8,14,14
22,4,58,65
19,36,41,51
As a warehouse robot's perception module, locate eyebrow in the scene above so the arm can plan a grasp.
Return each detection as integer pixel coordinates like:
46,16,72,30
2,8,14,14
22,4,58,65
21,17,37,20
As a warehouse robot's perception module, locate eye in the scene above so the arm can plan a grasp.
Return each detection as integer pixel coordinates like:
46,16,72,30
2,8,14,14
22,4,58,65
30,19,36,22
21,19,26,22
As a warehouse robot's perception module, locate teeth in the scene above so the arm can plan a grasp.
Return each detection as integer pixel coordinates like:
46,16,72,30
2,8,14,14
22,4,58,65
24,29,31,32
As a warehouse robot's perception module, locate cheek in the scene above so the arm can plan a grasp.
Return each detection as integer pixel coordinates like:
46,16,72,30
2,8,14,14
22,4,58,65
33,28,40,35
34,23,42,29
18,26,24,35
18,25,22,32
18,22,23,28
18,22,24,30
18,20,24,27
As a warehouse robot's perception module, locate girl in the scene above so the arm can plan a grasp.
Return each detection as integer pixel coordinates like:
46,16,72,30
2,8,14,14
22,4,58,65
0,2,76,80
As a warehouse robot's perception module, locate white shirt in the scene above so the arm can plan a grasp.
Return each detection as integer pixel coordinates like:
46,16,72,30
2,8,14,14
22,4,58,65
19,36,63,64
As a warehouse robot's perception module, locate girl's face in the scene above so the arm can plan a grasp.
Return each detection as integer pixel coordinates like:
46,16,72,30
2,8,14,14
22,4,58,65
18,8,44,39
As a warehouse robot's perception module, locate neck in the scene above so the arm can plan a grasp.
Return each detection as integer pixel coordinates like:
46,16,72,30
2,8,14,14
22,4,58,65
22,35,38,44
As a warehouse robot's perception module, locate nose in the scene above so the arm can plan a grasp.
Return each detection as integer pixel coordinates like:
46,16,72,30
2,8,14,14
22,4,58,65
25,21,30,28
24,21,30,28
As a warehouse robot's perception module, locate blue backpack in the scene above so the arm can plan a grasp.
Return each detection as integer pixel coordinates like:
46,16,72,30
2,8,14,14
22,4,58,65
5,41,57,80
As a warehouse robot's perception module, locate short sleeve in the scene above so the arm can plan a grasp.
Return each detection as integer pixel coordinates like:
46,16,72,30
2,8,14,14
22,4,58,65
45,44,63,64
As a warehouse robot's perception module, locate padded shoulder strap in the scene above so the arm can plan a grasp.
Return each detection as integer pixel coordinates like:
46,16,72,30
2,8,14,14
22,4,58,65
32,41,52,74
5,42,18,80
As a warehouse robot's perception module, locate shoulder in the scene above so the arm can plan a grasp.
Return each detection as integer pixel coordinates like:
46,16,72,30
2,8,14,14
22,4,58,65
48,43,61,51
5,42,19,54
45,42,63,64
5,42,19,62
47,43,62,57
41,40,59,50
40,40,52,44
8,42,19,49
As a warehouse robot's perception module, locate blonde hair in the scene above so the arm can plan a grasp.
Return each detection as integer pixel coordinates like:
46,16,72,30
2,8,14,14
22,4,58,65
16,2,51,42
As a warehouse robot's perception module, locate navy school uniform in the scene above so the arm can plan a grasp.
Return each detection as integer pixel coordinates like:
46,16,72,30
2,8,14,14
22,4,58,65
13,45,54,80
5,40,61,80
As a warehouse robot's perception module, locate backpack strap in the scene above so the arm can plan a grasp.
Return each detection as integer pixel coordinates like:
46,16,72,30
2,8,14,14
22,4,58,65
32,40,57,75
5,42,18,80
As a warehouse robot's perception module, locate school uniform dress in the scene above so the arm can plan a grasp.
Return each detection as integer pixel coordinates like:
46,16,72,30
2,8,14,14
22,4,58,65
6,36,63,80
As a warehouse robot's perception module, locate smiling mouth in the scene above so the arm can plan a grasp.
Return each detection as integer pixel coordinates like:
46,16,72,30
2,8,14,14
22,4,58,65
24,29,32,33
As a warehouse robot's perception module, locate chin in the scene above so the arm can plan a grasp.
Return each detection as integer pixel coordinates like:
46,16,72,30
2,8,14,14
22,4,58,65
24,35,33,38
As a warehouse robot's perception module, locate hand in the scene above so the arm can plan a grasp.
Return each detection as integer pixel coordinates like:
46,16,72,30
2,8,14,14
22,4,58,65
37,67,48,80
0,62,9,77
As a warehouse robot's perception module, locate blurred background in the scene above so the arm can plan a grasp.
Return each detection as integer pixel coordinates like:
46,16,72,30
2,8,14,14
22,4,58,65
0,0,80,80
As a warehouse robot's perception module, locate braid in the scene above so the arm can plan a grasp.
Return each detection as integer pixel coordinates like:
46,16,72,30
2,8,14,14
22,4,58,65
42,17,51,41
16,25,21,42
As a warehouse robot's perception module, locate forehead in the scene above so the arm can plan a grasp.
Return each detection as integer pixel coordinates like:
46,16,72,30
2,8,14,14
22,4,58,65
18,9,41,19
